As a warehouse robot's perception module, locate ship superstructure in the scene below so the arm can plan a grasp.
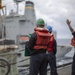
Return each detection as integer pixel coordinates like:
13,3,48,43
5,1,36,44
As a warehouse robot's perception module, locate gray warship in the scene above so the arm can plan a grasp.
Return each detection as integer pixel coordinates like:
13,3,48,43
0,0,73,75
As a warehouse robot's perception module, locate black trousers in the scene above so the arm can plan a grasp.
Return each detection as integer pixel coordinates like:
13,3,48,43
72,53,75,75
47,52,58,75
29,53,48,75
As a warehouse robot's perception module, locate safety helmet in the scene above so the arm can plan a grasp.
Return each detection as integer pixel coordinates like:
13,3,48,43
46,25,52,32
36,18,45,26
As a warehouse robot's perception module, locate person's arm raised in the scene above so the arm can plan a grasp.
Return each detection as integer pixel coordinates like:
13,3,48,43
66,19,74,33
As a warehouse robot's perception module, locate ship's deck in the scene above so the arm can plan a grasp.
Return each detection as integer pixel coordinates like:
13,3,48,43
18,62,72,75
48,64,72,75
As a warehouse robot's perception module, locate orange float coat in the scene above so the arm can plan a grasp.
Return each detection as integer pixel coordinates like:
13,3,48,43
33,28,51,50
71,37,75,46
47,34,54,52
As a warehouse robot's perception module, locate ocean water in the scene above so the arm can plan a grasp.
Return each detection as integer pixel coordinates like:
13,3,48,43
57,38,71,45
57,38,74,57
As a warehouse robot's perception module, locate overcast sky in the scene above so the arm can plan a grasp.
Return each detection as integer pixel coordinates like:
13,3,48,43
2,0,75,39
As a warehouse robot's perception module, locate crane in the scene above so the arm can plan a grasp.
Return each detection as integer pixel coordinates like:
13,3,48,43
0,0,5,9
0,0,6,15
0,0,6,38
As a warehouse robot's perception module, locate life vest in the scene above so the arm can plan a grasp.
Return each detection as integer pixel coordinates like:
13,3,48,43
71,37,75,46
47,34,54,52
33,28,51,50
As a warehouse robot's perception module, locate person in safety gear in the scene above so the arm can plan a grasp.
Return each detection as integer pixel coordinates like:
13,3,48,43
66,19,75,75
26,18,51,75
46,25,58,75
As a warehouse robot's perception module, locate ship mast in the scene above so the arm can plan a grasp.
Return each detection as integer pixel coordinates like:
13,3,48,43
14,0,24,14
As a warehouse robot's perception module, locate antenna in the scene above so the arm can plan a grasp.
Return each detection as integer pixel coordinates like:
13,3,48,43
14,0,25,14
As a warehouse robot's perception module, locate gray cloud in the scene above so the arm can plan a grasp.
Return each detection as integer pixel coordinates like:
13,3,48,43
32,0,75,39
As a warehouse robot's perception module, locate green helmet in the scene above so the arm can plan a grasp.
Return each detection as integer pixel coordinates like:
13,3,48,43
36,18,45,26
